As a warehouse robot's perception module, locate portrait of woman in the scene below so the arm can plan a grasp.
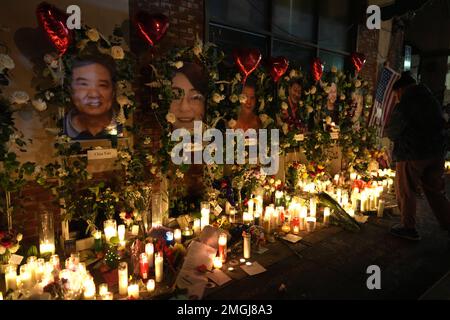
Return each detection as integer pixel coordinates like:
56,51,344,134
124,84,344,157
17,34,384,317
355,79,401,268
350,89,364,126
169,62,208,131
235,82,261,131
64,54,123,140
325,82,339,125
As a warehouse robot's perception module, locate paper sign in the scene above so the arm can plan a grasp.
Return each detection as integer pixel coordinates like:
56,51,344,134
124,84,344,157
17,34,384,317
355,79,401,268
281,234,303,243
214,205,223,216
87,148,117,160
294,134,304,142
9,254,23,265
240,262,266,276
206,269,232,286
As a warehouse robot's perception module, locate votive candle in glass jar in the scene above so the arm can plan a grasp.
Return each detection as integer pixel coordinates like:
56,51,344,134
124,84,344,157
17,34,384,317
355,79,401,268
145,242,154,267
118,262,128,296
155,252,164,283
139,253,149,280
103,219,117,243
218,233,227,263
39,211,55,256
5,264,17,291
243,232,251,259
147,279,155,293
200,202,210,230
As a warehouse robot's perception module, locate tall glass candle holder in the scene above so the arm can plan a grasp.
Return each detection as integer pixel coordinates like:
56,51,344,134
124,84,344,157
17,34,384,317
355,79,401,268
151,192,163,227
118,262,128,296
218,233,227,263
103,219,117,243
200,201,210,230
39,212,55,256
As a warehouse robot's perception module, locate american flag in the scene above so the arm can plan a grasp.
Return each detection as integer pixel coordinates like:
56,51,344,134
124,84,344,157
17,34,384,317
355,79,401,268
369,66,400,136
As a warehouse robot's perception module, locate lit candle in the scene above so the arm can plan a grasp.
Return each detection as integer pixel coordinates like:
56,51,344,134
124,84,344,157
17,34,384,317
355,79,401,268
273,207,283,229
118,224,126,242
118,262,128,296
0,292,2,300
99,283,108,297
347,208,355,217
293,225,300,234
377,200,385,218
281,221,291,233
229,207,236,223
342,193,349,207
174,229,182,244
103,219,117,243
127,283,140,300
139,253,149,280
255,196,264,217
334,174,340,185
336,188,342,204
360,191,368,212
145,243,154,267
147,279,155,293
309,197,316,217
39,241,55,257
35,258,45,283
218,233,227,263
131,225,140,236
155,252,164,283
387,178,394,191
243,211,253,225
243,232,251,259
83,278,96,300
182,227,193,242
201,202,210,230
323,207,331,225
27,256,37,284
248,198,254,216
5,264,17,291
102,292,113,300
306,217,317,233
193,218,201,235
19,264,32,290
93,230,102,252
263,207,272,234
300,206,308,230
350,172,357,181
51,254,60,271
213,256,223,269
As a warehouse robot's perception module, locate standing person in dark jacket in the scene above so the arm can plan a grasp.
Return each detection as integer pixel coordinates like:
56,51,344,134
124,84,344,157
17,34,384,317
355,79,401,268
386,72,450,241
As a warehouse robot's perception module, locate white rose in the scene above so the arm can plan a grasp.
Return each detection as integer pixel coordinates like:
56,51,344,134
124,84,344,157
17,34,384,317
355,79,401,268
0,245,5,255
289,69,299,78
355,80,362,88
340,94,346,100
0,53,15,70
166,112,176,124
9,244,19,254
174,61,183,69
228,119,237,129
325,116,332,125
212,93,224,104
282,123,289,135
10,91,30,104
111,46,125,60
229,94,238,104
16,233,23,242
50,59,59,69
281,102,289,110
306,106,313,114
239,94,247,104
310,86,317,95
86,29,100,42
32,98,47,112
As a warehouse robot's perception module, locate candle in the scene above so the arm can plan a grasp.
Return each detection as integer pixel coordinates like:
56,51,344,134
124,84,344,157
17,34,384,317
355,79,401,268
360,191,368,212
51,255,60,271
293,225,300,234
336,188,342,204
248,198,254,216
182,227,193,241
350,172,357,181
145,243,154,267
243,232,251,259
309,198,316,217
213,256,223,269
36,258,45,283
240,258,246,263
127,283,140,299
5,264,17,291
377,200,385,218
39,241,55,256
118,224,126,242
218,233,227,263
263,207,272,234
147,279,155,292
243,211,253,225
201,202,210,230
229,207,236,223
174,229,182,244
275,190,284,206
103,219,117,243
273,207,283,229
387,178,394,191
281,221,291,233
165,231,174,245
193,218,201,235
102,292,113,300
300,206,308,230
131,225,140,236
27,256,37,284
155,252,164,283
0,292,2,300
99,283,108,297
118,262,128,296
139,253,149,280
334,174,340,185
255,196,263,217
323,207,331,225
19,264,32,290
83,278,96,300
306,217,316,233
347,208,355,217
93,230,102,252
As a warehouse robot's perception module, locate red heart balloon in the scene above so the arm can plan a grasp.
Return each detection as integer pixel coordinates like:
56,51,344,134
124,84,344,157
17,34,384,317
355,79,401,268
351,52,366,73
134,11,169,47
233,48,262,84
267,56,289,83
36,2,73,56
311,58,324,82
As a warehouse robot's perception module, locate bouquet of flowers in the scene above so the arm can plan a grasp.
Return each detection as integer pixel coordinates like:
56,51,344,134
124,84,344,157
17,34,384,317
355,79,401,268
0,230,22,265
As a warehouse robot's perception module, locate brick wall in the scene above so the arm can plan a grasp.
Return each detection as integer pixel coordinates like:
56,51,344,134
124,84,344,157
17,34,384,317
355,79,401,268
356,24,380,94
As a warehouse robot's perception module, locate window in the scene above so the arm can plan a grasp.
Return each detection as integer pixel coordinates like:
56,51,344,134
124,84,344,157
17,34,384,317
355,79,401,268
207,0,357,71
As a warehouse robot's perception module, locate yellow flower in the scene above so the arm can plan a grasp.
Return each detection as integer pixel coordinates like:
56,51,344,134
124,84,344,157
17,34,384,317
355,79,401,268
166,112,176,124
86,29,100,42
355,80,362,88
281,102,289,110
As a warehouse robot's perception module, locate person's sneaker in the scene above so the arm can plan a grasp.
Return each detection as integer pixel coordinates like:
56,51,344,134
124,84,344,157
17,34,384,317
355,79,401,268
390,224,421,241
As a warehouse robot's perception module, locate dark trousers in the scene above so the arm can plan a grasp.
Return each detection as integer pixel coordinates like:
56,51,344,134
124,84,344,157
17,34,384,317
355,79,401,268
395,158,450,231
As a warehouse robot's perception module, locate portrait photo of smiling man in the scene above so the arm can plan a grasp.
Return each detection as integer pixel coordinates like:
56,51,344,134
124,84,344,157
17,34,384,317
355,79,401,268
63,54,123,140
